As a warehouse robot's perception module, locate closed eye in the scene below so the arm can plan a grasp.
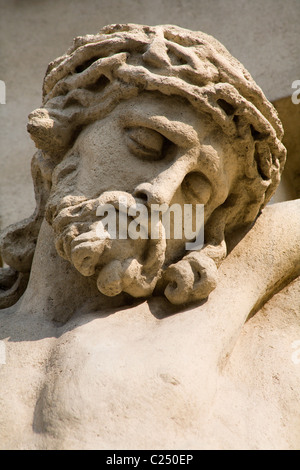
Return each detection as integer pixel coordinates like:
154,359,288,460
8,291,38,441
125,126,173,161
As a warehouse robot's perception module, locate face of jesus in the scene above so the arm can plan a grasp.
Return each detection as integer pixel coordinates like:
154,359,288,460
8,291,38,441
46,92,238,300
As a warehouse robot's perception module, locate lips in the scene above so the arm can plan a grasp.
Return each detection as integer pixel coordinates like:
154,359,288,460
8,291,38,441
93,191,167,295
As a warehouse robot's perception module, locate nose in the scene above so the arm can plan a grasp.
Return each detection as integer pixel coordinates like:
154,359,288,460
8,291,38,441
134,158,196,208
134,182,168,207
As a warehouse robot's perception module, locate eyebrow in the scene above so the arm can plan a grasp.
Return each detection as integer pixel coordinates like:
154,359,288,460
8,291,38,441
121,113,199,148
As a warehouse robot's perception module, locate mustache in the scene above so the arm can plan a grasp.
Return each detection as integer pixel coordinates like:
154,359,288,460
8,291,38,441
47,191,148,235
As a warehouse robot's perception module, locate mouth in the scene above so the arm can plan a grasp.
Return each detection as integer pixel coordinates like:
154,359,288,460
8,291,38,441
94,191,167,297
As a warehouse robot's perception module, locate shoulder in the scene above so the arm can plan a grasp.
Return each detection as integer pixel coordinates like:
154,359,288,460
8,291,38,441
221,274,300,449
227,199,300,284
257,198,300,242
253,198,300,243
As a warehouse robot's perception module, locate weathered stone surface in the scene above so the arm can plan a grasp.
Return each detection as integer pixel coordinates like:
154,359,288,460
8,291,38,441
0,23,299,450
1,0,299,231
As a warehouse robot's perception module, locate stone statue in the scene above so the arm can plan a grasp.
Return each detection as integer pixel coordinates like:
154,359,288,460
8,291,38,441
0,24,299,450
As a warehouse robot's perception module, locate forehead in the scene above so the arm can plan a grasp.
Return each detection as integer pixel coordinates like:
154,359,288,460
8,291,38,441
83,92,216,142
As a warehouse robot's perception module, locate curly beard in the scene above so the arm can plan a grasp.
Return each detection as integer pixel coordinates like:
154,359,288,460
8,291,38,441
45,190,167,299
45,149,220,306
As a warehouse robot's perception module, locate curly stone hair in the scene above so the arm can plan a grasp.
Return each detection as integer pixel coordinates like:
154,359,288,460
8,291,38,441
0,24,286,307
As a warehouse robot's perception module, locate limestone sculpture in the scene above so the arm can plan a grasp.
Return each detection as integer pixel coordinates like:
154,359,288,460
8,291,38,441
0,24,299,450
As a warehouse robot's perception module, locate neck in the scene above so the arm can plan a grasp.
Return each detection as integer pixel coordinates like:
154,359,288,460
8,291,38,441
17,219,130,322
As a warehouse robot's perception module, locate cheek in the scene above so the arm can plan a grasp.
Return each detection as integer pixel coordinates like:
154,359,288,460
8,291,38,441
198,144,233,206
182,172,212,205
74,123,149,195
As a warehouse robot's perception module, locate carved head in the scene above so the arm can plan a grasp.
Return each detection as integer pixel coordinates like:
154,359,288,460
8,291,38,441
0,24,286,308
